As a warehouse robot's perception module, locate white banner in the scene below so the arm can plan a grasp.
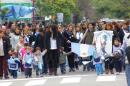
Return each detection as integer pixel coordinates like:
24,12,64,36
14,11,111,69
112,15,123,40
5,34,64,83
94,30,113,55
57,13,64,23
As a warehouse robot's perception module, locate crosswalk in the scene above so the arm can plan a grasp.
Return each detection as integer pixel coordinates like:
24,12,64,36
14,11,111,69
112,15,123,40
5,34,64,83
0,74,126,86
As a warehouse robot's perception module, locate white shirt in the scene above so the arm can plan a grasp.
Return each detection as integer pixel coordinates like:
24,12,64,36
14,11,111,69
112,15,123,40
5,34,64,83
50,38,57,50
113,45,121,53
122,32,130,48
11,34,19,49
0,39,4,56
76,32,83,40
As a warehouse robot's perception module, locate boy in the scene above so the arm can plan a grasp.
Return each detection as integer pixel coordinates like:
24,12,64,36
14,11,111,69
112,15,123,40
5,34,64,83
23,44,33,78
59,48,71,74
8,51,20,79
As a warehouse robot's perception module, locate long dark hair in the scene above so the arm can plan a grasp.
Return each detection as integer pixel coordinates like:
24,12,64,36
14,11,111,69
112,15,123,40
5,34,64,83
51,24,58,39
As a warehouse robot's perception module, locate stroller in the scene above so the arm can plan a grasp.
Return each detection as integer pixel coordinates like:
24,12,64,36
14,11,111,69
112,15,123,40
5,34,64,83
82,56,95,71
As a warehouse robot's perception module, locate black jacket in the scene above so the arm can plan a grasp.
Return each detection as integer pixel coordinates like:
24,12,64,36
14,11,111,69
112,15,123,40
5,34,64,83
44,32,62,50
3,37,11,55
63,30,77,52
34,34,45,51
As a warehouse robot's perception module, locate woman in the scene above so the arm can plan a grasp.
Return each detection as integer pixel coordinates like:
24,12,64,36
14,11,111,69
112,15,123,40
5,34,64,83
16,36,25,72
112,22,125,44
63,24,77,72
16,36,24,52
75,25,83,42
44,24,62,76
10,28,21,49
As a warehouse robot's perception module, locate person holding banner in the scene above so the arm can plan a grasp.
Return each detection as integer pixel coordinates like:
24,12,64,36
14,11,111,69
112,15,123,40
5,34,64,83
82,23,95,44
80,23,95,71
63,24,77,72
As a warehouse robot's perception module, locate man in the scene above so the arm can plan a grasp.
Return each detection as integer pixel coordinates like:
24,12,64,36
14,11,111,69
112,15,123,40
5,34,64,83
122,32,130,86
0,29,11,79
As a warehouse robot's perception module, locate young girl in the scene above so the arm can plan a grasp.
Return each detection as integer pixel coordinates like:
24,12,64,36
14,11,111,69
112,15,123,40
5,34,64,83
23,44,33,78
34,47,47,77
112,38,123,74
8,50,20,79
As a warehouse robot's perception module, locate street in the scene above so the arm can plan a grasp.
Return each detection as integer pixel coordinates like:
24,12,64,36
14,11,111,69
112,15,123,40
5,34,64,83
0,68,127,86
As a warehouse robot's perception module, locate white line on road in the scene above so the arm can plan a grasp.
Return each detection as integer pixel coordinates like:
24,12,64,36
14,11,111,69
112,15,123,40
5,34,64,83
25,80,46,86
96,75,116,82
60,77,81,84
0,74,89,82
0,82,13,86
0,73,125,82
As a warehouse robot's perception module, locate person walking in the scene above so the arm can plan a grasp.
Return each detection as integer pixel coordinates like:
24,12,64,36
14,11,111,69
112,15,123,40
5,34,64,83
121,32,130,86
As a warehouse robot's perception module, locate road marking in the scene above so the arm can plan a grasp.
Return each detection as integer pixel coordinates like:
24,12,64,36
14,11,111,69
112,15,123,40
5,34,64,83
0,82,13,86
60,77,81,84
96,75,116,82
0,75,89,82
25,80,46,86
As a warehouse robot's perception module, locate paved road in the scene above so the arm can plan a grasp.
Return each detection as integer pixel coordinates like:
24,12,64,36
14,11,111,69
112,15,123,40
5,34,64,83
0,71,127,86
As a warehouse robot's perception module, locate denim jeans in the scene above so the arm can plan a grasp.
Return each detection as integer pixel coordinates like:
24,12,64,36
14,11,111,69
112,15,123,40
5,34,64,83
35,65,43,76
60,63,66,74
10,70,17,79
114,60,122,72
95,63,103,75
126,64,130,86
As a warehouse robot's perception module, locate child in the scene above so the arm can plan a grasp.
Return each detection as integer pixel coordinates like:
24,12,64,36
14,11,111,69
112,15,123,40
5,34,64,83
112,38,123,74
18,43,29,72
8,50,20,79
59,48,71,74
34,47,47,77
23,44,33,78
93,51,103,76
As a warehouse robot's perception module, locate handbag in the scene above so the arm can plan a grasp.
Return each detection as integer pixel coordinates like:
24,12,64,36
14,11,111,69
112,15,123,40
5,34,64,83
94,57,101,62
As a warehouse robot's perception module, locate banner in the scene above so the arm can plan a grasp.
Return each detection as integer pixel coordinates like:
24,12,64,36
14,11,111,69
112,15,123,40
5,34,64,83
57,13,64,23
71,42,95,57
0,0,33,20
94,30,113,55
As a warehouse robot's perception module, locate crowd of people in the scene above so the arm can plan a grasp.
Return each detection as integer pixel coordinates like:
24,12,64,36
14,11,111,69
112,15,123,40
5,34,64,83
0,20,130,80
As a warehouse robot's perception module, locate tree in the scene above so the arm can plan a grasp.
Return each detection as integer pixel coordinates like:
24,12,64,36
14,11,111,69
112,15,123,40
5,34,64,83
90,0,130,19
35,0,79,23
78,0,96,20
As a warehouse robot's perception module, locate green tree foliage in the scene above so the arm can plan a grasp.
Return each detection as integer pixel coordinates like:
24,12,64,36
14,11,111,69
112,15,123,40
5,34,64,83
35,0,79,23
90,0,130,19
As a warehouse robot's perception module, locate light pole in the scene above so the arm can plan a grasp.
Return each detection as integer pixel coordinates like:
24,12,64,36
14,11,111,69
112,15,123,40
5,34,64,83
32,0,35,24
31,0,36,29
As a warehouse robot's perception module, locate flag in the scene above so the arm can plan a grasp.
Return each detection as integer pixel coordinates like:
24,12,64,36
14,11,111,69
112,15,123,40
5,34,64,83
71,42,95,57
